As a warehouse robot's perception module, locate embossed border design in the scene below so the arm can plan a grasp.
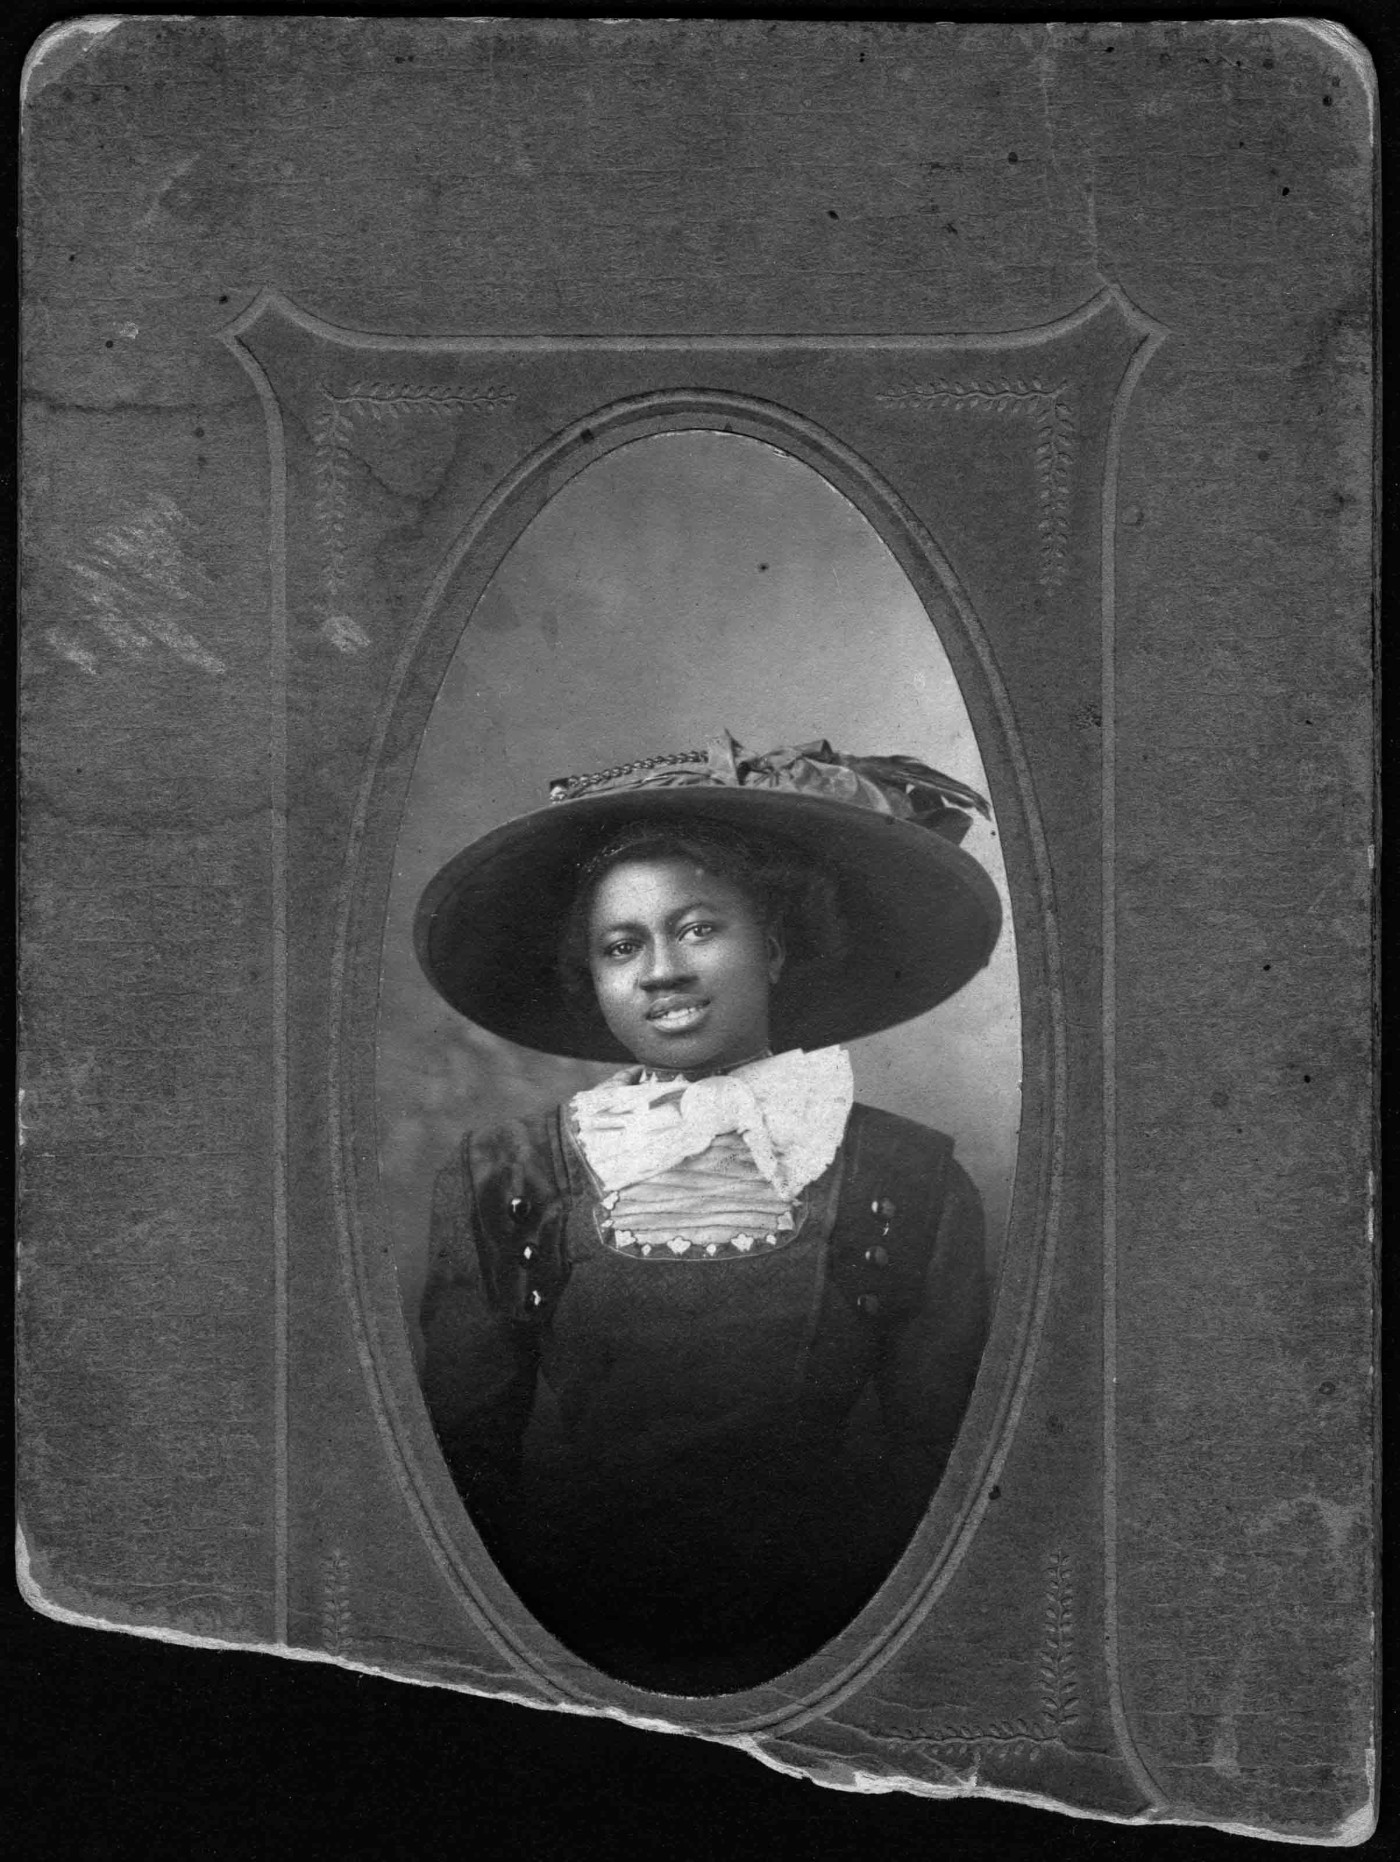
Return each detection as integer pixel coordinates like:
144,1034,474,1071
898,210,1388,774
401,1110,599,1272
320,1547,353,1661
874,379,1075,590
862,1546,1096,1769
221,289,1167,1775
314,382,517,632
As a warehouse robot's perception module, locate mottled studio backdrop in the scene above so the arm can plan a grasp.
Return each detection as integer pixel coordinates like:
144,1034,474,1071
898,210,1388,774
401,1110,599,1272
376,432,1020,1341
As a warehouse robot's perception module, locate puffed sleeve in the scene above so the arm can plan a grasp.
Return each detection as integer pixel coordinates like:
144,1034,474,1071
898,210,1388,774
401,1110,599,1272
874,1158,990,1502
419,1149,539,1528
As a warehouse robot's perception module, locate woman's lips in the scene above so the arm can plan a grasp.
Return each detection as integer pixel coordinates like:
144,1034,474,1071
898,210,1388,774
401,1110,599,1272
645,998,710,1031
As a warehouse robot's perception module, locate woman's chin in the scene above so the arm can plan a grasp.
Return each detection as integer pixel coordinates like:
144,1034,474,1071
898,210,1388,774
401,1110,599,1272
623,1025,759,1076
632,1038,727,1074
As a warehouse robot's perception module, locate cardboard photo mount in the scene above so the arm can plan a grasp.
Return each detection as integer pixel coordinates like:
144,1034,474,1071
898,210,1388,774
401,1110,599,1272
17,17,1376,1844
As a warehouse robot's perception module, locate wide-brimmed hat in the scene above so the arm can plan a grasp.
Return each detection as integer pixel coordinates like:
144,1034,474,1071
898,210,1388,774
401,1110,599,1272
414,732,1002,1061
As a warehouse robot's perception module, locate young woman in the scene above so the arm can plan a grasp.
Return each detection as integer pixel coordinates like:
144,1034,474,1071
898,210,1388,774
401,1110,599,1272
413,733,1002,1691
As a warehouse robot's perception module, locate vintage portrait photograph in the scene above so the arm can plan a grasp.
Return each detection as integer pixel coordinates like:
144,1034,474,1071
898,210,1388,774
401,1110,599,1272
377,432,1019,1690
15,13,1377,1852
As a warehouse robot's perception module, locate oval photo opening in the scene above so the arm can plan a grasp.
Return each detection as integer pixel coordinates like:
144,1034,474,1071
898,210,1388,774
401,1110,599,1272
378,431,1020,1694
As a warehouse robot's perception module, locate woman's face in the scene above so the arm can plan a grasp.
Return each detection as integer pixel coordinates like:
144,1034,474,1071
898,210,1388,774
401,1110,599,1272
586,855,784,1074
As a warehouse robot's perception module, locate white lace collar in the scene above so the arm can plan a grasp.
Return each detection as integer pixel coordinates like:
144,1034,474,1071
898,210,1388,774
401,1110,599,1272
569,1046,854,1204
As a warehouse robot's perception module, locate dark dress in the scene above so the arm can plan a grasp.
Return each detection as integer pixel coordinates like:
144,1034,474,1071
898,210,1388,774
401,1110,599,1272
419,1099,989,1692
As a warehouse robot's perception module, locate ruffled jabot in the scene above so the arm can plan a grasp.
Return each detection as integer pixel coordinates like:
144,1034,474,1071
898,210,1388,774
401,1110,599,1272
569,1047,854,1259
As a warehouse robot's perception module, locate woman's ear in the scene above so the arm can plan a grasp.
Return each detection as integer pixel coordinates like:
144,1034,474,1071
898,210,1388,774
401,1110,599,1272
766,925,786,984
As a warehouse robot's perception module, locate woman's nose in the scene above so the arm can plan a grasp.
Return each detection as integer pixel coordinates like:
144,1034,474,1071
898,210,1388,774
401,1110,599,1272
641,938,690,986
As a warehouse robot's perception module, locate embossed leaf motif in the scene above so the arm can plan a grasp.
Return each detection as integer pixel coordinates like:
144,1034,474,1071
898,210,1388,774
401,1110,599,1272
1039,1545,1080,1729
321,1547,353,1659
873,1547,1084,1768
875,379,1074,592
313,381,518,640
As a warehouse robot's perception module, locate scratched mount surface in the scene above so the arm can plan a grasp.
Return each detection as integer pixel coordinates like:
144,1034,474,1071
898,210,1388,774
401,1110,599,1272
18,18,1375,1843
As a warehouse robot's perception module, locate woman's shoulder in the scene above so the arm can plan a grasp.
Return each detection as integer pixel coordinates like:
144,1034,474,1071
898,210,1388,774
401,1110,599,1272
436,1107,571,1206
457,1106,562,1161
847,1099,956,1156
842,1102,982,1217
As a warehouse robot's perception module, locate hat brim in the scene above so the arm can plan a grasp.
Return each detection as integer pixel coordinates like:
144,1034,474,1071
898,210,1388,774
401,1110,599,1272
414,787,1003,1062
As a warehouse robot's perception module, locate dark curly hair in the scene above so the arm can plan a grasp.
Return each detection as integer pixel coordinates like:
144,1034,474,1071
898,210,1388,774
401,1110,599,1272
557,820,848,1012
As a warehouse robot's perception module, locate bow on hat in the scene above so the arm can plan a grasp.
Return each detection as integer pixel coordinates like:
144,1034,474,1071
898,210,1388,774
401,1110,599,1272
551,730,990,846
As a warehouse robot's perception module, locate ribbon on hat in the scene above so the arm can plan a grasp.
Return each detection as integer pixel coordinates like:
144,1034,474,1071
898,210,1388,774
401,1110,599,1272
571,1045,855,1206
549,731,989,846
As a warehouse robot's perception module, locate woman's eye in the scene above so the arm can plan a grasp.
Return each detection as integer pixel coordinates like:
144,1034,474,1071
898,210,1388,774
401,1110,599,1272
680,921,717,941
602,939,638,960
